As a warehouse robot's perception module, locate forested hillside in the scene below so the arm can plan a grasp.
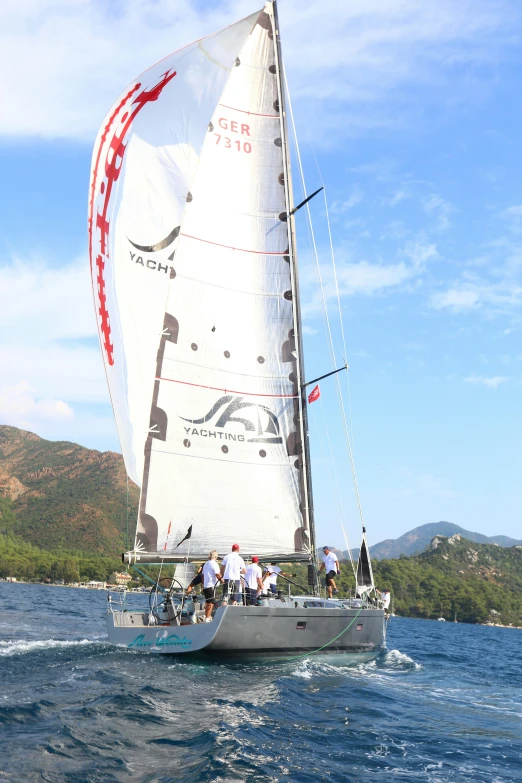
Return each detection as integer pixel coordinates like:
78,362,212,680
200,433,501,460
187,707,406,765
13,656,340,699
0,426,139,555
339,534,522,626
1,428,521,627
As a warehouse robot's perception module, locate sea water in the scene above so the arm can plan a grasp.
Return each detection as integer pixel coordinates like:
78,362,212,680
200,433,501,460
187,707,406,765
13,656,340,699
1,582,520,782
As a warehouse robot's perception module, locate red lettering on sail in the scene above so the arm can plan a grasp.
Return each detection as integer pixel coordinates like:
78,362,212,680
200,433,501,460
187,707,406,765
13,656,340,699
88,70,177,366
96,254,113,366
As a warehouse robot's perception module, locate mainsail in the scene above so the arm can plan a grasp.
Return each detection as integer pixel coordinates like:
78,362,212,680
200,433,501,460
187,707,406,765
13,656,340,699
90,3,313,561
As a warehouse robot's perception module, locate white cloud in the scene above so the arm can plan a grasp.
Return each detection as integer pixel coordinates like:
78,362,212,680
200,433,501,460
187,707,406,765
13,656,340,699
302,241,437,317
431,273,522,315
505,205,522,218
423,194,452,231
0,381,73,430
388,190,409,206
0,343,108,404
330,189,363,214
0,0,519,140
465,375,508,389
0,258,95,342
431,288,480,311
0,255,115,447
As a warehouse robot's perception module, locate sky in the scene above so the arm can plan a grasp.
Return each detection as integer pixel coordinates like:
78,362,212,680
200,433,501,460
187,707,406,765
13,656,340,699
1,0,521,549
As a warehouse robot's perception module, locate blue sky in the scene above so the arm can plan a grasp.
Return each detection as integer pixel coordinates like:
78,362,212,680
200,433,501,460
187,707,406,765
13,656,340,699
1,0,521,548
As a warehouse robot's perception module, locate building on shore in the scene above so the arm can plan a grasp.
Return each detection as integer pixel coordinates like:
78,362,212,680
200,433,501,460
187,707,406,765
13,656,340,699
108,572,132,586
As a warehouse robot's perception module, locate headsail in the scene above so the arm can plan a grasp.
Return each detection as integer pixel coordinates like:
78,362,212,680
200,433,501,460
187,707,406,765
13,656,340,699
356,528,375,596
131,3,311,560
88,12,260,486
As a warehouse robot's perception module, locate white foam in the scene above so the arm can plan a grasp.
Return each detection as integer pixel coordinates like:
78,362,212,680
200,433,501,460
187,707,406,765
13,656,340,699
292,659,314,679
0,638,98,657
383,649,423,670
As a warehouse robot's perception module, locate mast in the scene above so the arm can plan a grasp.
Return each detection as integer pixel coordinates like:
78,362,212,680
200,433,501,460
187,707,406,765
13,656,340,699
271,0,317,566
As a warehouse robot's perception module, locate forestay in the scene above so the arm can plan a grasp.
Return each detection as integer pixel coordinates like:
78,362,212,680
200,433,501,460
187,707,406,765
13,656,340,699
134,3,310,559
88,11,260,486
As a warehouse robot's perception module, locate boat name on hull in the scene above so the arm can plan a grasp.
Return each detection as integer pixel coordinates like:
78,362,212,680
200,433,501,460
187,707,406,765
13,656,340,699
128,632,192,650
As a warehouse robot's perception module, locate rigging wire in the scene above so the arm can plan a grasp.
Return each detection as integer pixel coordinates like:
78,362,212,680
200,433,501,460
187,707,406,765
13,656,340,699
310,403,357,579
284,67,367,539
125,474,130,554
318,396,357,578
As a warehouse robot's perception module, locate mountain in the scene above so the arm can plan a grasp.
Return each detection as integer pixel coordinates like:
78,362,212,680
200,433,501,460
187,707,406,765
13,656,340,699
371,534,522,625
0,425,139,555
345,522,522,562
304,533,522,625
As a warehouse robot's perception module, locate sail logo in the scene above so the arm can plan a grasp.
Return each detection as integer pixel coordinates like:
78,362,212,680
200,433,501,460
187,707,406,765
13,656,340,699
180,395,282,444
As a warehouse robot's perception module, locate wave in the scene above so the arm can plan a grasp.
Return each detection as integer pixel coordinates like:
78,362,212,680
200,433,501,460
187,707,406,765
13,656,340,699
380,648,423,671
290,648,423,680
0,638,99,657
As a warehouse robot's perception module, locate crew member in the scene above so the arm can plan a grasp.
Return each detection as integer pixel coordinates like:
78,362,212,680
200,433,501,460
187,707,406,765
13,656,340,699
378,588,391,612
185,564,203,596
202,550,223,622
244,557,263,605
319,546,340,598
263,562,292,595
221,544,246,605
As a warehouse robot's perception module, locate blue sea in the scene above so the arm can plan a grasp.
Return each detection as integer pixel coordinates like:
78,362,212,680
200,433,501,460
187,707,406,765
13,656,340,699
1,582,521,782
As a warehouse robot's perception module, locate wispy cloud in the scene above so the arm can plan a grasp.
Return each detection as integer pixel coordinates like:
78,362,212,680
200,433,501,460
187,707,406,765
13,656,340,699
0,0,519,140
431,288,480,311
0,381,73,429
330,189,363,215
0,255,113,444
302,241,437,317
388,190,409,206
423,194,452,231
0,258,95,342
465,375,508,389
431,275,522,315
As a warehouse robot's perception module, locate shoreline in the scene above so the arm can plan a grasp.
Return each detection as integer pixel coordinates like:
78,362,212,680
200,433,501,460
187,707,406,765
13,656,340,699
3,581,522,628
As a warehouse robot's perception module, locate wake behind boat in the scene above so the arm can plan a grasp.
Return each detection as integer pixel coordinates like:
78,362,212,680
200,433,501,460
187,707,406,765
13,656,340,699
88,0,386,659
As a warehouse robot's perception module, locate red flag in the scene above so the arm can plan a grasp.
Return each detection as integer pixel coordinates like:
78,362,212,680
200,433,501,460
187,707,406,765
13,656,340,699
308,384,320,404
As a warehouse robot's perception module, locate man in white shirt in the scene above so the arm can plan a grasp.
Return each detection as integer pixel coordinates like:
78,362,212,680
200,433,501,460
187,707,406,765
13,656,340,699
244,556,263,605
263,562,292,595
318,546,340,598
220,544,246,605
378,588,391,612
202,550,223,621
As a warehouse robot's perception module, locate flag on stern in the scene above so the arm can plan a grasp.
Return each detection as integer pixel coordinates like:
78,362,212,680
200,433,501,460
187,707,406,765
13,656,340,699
175,525,193,549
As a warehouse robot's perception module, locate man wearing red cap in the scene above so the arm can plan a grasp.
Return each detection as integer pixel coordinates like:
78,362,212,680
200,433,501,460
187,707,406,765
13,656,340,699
244,557,263,605
220,544,246,605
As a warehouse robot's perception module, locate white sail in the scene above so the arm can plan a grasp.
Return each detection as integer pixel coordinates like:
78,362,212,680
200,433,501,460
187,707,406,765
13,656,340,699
135,4,310,558
88,12,260,486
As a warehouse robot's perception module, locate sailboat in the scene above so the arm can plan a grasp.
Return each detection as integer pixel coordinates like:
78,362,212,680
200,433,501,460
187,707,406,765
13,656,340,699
88,1,386,659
